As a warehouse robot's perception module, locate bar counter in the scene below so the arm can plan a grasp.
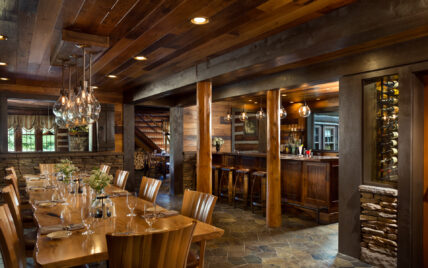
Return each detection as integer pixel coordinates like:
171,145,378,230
213,152,339,224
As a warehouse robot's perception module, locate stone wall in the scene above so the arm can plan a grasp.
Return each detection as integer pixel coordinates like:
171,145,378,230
0,152,124,200
183,151,196,190
359,185,398,268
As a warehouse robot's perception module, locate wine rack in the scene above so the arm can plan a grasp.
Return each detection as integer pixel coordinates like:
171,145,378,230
375,75,399,182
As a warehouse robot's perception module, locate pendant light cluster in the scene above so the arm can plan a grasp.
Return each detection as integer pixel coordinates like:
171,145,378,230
298,101,311,118
53,45,101,128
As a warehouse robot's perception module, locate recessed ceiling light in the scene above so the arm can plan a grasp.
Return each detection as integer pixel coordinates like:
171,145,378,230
254,101,258,104
191,17,209,25
316,98,321,101
107,74,117,79
134,56,147,61
249,99,252,102
0,35,8,41
289,101,294,104
282,94,287,96
0,77,9,81
0,62,6,66
91,86,98,89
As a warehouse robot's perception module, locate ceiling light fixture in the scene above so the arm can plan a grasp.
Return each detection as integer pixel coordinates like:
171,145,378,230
298,101,311,118
0,77,9,81
91,86,98,89
191,17,209,25
0,62,7,66
316,98,321,101
289,101,294,104
134,56,147,61
0,35,8,40
107,74,117,78
282,94,287,97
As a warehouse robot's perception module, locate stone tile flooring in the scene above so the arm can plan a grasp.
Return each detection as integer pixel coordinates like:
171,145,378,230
157,193,372,268
0,192,372,268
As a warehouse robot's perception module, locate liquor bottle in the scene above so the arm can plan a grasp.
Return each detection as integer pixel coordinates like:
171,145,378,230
381,131,398,139
382,87,399,96
381,147,398,156
380,122,398,131
380,140,398,147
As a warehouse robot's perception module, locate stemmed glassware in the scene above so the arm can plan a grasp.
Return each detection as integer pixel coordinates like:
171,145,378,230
126,192,138,217
81,206,94,235
144,203,157,231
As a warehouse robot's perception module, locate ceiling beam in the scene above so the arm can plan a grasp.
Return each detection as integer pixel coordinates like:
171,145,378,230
62,29,109,48
132,0,428,103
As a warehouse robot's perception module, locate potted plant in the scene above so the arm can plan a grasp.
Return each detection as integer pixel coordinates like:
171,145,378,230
213,137,224,152
55,159,79,183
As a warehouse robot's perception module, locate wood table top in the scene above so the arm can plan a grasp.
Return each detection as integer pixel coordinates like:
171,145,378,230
27,179,224,268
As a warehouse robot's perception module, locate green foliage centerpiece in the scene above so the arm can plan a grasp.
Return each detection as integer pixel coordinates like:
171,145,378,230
55,159,79,183
213,137,224,152
85,169,114,218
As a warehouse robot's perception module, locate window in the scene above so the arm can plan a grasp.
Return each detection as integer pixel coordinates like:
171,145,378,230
22,128,36,152
8,128,14,151
42,129,55,151
312,113,339,151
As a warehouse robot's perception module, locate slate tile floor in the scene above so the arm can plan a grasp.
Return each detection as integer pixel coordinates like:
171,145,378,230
0,192,372,268
157,193,373,268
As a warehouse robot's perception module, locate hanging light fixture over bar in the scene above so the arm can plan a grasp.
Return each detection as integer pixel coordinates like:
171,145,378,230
256,96,265,120
298,101,311,118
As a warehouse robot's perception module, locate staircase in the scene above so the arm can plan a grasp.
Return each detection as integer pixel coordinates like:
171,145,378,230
135,108,170,152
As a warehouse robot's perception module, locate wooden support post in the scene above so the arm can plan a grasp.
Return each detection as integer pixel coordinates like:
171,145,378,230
196,81,212,194
0,93,7,153
266,89,282,227
123,104,135,191
170,107,183,195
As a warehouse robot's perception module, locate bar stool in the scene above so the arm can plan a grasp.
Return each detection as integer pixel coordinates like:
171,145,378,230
218,167,235,204
212,165,222,196
233,168,250,209
250,171,267,215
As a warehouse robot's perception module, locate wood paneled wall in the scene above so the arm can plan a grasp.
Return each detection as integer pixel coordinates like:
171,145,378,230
183,101,231,152
424,75,428,267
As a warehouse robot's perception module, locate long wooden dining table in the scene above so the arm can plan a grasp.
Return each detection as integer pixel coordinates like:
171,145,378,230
26,177,224,268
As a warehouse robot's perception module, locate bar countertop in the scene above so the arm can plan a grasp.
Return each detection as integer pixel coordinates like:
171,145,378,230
212,152,338,162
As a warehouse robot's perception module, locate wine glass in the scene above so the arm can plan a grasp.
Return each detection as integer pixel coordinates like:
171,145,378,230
126,192,138,217
81,207,94,235
144,203,157,231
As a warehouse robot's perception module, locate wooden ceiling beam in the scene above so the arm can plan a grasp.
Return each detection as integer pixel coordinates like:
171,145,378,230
28,0,63,65
132,0,428,102
62,29,109,48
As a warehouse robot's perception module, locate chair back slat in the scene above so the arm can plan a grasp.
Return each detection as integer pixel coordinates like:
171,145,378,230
4,168,21,203
0,204,26,268
138,176,162,203
1,185,24,242
39,163,55,175
100,164,111,174
106,221,196,268
181,189,217,224
114,170,129,190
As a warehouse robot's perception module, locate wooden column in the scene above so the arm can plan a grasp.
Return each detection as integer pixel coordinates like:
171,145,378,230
0,93,7,153
266,89,281,227
170,106,183,195
196,81,212,194
123,104,135,191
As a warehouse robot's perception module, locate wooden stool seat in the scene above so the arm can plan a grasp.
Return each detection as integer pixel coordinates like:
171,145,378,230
219,167,235,204
250,171,267,215
233,168,250,208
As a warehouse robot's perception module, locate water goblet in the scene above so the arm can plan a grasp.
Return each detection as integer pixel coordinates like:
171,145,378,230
81,207,94,235
144,203,157,231
126,192,138,217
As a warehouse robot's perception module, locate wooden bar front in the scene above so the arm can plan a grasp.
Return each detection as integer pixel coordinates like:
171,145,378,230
213,152,339,224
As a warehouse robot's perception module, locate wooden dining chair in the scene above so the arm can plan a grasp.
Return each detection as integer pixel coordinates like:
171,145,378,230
1,185,35,256
106,221,196,268
138,176,162,203
181,190,217,268
0,204,26,268
39,163,55,175
4,172,21,204
113,170,129,190
100,164,111,174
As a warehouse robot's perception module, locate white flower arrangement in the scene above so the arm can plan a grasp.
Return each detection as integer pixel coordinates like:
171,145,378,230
55,159,79,183
213,137,224,146
84,169,113,193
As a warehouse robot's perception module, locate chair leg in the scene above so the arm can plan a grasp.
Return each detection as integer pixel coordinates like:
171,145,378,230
250,176,255,213
198,240,207,268
227,171,233,205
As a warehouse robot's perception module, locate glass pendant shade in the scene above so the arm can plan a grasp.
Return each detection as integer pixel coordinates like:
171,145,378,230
298,103,311,118
239,111,248,122
256,108,265,119
280,107,287,119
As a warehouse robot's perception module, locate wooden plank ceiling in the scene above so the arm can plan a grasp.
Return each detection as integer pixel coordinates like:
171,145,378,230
0,0,354,93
